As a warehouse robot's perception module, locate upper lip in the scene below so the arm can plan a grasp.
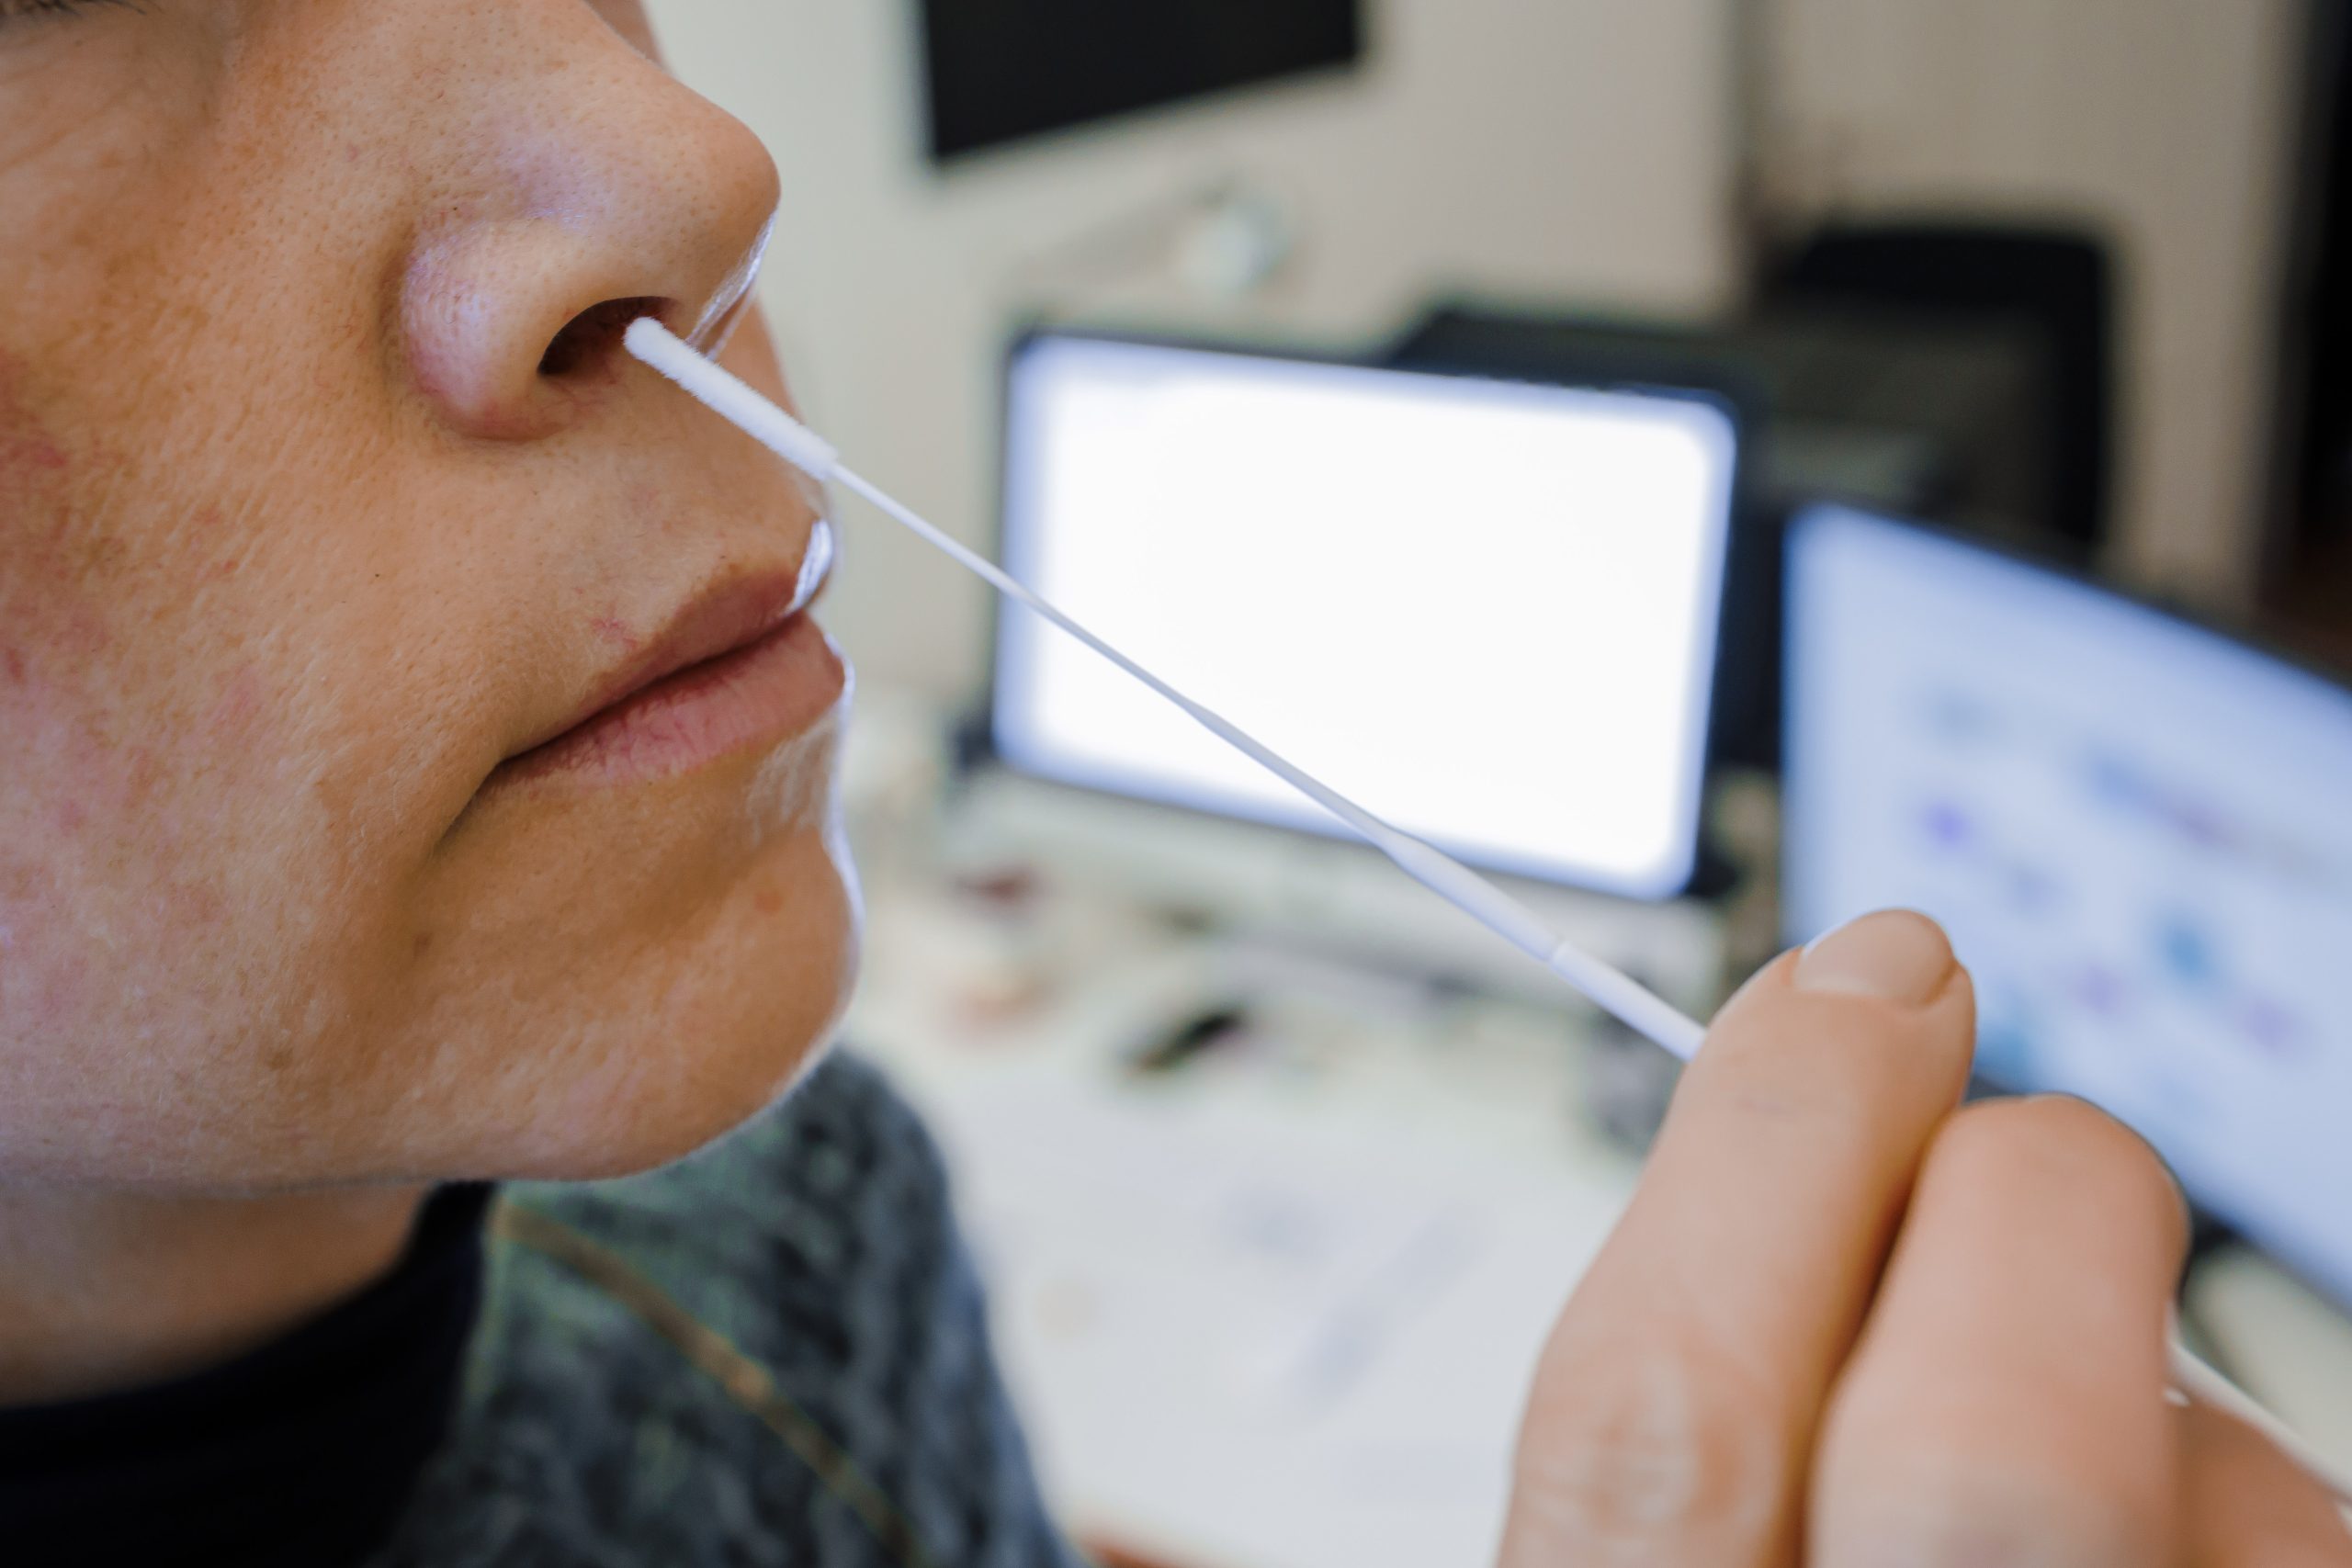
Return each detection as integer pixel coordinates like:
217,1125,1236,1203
514,519,835,757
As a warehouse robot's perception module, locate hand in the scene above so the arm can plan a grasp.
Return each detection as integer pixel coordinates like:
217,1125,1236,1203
1499,909,2350,1565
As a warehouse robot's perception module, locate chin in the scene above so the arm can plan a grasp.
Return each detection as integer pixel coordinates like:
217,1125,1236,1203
368,732,869,1186
518,823,865,1183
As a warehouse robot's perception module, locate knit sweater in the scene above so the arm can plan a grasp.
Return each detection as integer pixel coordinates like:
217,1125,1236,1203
368,1052,1083,1568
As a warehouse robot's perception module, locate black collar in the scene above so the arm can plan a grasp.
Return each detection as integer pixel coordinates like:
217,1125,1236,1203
0,1183,491,1568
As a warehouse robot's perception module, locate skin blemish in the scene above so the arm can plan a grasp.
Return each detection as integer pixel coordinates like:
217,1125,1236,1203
0,351,68,481
0,860,85,1032
41,604,111,661
121,746,166,813
0,361,127,677
189,508,243,580
753,889,784,918
590,614,637,649
0,424,68,490
205,667,263,739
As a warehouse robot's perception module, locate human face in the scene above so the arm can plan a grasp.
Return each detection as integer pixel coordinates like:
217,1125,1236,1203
0,0,858,1190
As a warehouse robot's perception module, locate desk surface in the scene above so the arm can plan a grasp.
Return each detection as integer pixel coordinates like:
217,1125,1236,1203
848,863,1655,1568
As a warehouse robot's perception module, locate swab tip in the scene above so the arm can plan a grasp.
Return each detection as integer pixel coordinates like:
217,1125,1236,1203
623,314,673,356
621,315,841,482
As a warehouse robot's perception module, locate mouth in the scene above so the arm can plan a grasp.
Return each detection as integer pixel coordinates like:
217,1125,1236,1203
490,519,846,792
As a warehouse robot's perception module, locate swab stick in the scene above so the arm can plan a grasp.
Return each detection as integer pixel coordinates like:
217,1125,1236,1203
623,316,2352,1514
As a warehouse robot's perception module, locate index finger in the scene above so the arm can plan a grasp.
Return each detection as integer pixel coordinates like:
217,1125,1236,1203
1501,911,1975,1565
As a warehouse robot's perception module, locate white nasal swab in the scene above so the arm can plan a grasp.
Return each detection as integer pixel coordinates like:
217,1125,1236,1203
623,317,1705,1062
622,316,2352,1514
823,464,1705,1061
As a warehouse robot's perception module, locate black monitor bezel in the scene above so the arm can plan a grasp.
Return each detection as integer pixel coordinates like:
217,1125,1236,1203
965,324,1750,905
919,0,1368,164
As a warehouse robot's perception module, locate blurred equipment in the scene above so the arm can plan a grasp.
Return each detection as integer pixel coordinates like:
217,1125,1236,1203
1782,502,2352,1306
1394,244,2106,770
920,0,1364,163
978,333,1739,907
1763,221,2117,554
1004,178,1300,310
2269,0,2352,659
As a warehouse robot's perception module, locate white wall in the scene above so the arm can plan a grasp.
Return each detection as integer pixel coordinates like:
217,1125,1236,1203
1758,0,2309,607
650,0,1742,696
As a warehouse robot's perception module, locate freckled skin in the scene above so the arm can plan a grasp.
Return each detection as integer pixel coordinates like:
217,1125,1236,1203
0,0,858,1194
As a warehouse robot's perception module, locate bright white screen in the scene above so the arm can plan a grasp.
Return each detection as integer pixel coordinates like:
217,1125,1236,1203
1786,505,2352,1302
989,336,1736,900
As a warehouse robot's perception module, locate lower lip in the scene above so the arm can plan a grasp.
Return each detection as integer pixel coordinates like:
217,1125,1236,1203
492,614,847,792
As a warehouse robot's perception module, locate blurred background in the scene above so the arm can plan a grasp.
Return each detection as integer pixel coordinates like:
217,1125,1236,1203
652,0,2346,682
643,5,2352,1565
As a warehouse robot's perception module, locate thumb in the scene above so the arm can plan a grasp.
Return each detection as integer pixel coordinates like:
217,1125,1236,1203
1500,911,1976,1563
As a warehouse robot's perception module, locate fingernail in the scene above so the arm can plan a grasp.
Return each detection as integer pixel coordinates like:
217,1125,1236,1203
1794,910,1955,1006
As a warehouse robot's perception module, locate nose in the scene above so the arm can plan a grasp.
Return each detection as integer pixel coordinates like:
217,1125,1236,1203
398,15,781,440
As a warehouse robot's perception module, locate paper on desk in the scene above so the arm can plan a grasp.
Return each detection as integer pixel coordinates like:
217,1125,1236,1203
926,1072,1632,1568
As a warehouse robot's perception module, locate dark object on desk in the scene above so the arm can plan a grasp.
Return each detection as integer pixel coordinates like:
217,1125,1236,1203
1764,221,2118,554
920,0,1363,163
1129,1004,1254,1077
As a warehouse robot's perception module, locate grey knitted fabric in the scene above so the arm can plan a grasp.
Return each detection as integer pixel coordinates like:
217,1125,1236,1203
369,1053,1083,1568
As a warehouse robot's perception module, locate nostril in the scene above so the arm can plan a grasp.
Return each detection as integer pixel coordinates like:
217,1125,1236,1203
539,296,671,378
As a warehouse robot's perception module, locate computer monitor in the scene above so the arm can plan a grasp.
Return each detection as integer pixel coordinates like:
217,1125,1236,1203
920,0,1364,162
985,333,1740,903
1784,502,2352,1302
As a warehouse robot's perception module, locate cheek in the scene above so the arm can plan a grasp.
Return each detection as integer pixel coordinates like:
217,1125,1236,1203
0,859,86,1042
205,664,266,738
0,636,357,1168
0,366,116,680
0,694,243,1043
